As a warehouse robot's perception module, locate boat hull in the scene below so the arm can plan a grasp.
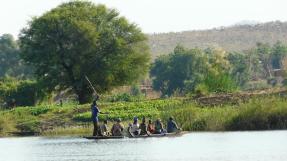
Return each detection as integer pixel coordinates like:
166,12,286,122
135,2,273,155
83,136,124,140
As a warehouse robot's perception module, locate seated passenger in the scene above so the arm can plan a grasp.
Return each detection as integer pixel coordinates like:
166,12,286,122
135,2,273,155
111,118,124,136
154,118,164,134
167,117,180,133
139,117,148,135
129,117,141,136
99,120,109,136
147,119,155,134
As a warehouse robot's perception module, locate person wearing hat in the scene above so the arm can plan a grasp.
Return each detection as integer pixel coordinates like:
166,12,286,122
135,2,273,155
154,118,164,134
111,118,124,136
167,117,180,133
129,116,141,136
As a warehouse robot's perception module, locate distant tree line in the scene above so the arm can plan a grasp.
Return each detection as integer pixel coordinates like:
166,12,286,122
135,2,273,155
150,42,287,96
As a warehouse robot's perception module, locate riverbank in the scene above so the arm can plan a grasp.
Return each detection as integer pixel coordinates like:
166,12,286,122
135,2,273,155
1,96,287,137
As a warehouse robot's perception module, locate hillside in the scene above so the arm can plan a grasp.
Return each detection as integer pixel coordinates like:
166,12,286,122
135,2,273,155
148,21,287,58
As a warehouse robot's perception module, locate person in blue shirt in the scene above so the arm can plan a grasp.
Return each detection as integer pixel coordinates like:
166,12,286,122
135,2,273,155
91,95,104,136
167,117,180,133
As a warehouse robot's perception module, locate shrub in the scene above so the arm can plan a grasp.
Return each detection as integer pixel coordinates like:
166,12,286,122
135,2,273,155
191,119,207,131
0,77,44,107
203,72,237,93
226,97,287,130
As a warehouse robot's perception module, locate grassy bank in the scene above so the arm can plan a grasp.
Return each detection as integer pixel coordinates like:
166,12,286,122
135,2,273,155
162,96,287,131
1,96,287,137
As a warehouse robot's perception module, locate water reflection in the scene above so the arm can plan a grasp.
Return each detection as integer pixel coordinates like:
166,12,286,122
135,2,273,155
0,131,287,161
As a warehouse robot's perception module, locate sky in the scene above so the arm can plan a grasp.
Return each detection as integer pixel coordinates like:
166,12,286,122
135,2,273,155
1,0,287,38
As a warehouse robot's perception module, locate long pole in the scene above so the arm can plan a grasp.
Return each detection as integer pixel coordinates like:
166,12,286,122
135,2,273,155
85,75,97,95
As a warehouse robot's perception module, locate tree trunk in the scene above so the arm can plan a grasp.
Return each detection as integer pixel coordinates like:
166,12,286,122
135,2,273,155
77,89,92,104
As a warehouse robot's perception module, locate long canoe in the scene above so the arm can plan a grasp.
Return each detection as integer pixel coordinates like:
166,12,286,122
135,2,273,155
84,136,124,140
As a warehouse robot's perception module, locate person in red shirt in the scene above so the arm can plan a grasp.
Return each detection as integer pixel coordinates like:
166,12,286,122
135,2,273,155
147,119,155,134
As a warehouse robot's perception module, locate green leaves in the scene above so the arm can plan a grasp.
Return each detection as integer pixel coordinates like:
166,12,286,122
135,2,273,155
150,45,236,96
73,99,181,122
19,1,150,104
0,34,32,78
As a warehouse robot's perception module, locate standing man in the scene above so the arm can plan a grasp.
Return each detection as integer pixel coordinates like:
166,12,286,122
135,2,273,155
91,95,101,136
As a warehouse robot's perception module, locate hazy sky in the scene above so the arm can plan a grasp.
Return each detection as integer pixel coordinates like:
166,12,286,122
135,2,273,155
1,0,287,37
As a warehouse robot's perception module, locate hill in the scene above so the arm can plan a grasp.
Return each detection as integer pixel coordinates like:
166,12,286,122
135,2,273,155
148,21,287,58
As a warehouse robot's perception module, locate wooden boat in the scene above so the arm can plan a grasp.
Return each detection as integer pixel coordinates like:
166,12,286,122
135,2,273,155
83,135,124,140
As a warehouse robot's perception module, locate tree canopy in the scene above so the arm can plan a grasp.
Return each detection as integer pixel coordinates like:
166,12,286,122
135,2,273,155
0,34,32,78
150,45,236,96
19,1,150,104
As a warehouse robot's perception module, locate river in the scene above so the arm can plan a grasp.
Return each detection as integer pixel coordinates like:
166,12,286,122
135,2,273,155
0,130,286,161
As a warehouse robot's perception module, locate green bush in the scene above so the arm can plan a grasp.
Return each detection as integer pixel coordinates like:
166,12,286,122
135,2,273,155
0,77,43,107
191,119,207,131
107,93,132,102
204,72,237,93
29,106,51,116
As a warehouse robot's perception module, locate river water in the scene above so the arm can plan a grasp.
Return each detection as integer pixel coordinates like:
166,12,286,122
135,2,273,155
0,130,286,161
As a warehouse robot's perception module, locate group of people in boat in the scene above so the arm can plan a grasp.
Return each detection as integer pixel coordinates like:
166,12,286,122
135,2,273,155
91,97,180,137
128,116,180,136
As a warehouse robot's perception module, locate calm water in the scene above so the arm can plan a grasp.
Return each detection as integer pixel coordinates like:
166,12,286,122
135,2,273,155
0,131,287,161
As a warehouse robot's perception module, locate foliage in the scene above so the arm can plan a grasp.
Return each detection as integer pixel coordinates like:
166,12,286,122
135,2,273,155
161,96,287,131
19,1,150,104
16,120,40,132
151,45,237,96
0,77,44,107
105,91,146,102
130,84,142,96
226,97,287,130
0,34,32,78
106,93,133,102
73,99,182,122
227,52,250,86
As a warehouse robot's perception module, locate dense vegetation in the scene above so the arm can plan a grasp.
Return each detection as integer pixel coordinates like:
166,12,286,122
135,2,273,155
163,96,287,131
148,21,287,58
150,45,237,96
0,77,44,107
0,34,32,78
150,43,287,96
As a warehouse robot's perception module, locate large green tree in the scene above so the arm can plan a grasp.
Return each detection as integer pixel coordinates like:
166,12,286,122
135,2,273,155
19,1,150,104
